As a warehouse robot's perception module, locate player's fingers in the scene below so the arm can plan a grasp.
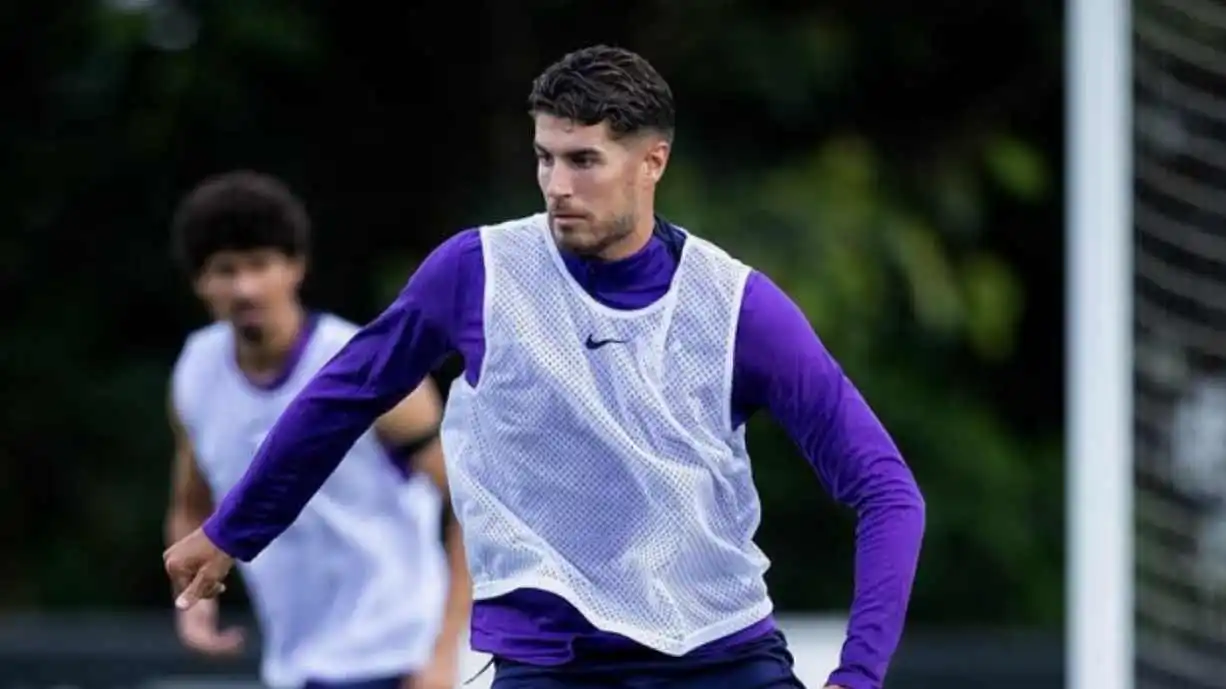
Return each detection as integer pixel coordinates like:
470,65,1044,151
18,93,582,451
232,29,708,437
174,577,203,611
183,632,240,655
165,555,199,599
165,556,190,592
168,570,192,599
184,626,244,655
179,620,217,649
217,625,245,651
175,571,224,610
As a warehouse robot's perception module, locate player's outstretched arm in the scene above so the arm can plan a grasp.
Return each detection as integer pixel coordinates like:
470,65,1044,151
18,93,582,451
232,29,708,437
374,380,472,689
734,271,926,689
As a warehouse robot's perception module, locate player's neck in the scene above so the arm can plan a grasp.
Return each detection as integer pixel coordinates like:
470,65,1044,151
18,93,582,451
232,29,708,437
595,213,656,262
235,305,306,378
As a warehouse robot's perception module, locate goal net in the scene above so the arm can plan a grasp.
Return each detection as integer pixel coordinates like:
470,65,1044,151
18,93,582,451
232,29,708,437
1134,0,1226,686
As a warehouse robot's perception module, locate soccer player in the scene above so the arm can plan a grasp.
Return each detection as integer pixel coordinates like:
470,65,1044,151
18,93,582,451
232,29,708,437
165,48,926,689
163,171,470,689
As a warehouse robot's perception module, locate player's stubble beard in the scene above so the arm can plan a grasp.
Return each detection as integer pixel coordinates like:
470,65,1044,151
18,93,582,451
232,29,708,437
235,323,265,345
234,302,305,367
230,298,266,345
553,211,636,259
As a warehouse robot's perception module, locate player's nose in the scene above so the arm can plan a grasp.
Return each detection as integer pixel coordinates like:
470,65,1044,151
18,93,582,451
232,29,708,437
232,271,263,300
543,166,574,199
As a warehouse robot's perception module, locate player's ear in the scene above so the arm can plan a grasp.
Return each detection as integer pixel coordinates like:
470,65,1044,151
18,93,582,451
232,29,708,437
641,136,670,184
287,256,307,290
192,272,212,302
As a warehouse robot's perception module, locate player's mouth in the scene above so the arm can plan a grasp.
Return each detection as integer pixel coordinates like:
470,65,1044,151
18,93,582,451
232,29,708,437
231,305,264,325
550,212,589,227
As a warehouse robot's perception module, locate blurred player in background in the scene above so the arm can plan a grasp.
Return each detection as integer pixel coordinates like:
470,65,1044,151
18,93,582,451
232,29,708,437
166,47,926,689
163,171,469,689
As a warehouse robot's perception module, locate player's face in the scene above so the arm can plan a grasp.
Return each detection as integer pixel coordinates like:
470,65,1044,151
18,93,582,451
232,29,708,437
194,249,304,343
534,114,668,257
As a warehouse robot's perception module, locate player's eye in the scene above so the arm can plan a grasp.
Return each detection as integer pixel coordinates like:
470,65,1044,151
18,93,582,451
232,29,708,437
570,154,597,168
535,151,553,165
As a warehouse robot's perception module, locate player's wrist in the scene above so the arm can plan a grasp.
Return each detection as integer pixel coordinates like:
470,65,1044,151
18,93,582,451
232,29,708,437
430,636,460,664
200,515,246,561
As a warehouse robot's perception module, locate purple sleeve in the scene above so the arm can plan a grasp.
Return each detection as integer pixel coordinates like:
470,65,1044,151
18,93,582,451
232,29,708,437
732,271,925,689
202,230,482,561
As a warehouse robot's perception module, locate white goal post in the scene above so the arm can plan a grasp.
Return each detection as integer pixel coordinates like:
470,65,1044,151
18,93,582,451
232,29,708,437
1066,0,1135,688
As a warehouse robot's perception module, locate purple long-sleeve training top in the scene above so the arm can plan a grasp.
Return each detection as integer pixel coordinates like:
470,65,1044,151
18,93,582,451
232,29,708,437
203,221,925,689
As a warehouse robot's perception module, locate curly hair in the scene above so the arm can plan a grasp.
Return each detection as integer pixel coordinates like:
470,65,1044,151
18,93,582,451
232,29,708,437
171,170,310,275
528,45,675,141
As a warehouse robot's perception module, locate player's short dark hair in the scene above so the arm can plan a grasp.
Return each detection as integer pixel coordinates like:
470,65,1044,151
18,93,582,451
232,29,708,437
171,170,310,275
528,45,676,141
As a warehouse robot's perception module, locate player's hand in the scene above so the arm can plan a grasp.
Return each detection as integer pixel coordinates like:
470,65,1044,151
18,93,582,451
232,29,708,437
404,652,457,689
175,597,245,656
164,526,235,610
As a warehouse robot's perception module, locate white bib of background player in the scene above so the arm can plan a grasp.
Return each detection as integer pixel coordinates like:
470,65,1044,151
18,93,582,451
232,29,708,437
173,315,447,688
441,213,773,655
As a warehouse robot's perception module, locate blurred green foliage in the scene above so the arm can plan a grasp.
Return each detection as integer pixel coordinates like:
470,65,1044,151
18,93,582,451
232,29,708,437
0,1,1062,627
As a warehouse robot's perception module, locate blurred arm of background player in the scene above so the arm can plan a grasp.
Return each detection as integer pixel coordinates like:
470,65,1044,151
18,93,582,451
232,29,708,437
164,376,472,673
165,388,247,656
372,378,471,689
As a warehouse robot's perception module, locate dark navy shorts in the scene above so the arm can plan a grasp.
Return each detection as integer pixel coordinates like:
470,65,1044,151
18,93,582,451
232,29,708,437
490,630,807,688
302,676,404,689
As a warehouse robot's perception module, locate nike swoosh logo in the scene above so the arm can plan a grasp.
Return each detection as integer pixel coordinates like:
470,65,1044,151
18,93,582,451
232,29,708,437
585,335,628,350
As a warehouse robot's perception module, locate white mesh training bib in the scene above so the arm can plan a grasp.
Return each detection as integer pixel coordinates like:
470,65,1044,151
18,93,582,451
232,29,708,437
440,213,773,655
174,315,448,688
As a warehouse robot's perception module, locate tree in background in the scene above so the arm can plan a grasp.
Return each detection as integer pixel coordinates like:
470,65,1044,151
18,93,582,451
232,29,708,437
0,0,1062,626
